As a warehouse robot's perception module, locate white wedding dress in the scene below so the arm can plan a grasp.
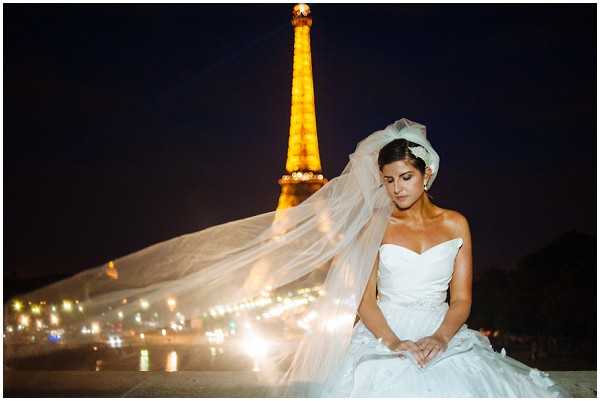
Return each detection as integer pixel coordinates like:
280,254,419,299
321,237,571,397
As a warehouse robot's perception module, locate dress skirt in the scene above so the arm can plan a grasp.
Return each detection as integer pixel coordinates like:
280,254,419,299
321,300,571,397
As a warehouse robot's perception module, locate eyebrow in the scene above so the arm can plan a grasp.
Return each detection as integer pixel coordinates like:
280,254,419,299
383,171,413,178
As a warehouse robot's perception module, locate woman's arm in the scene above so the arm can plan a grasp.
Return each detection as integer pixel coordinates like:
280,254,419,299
357,252,402,350
432,212,473,343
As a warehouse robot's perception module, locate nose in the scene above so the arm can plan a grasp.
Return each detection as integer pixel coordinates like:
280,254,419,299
394,182,404,194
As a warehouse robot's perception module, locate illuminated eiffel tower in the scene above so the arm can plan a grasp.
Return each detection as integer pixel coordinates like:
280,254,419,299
276,4,328,211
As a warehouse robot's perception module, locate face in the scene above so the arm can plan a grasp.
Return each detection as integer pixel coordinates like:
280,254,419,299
379,160,432,208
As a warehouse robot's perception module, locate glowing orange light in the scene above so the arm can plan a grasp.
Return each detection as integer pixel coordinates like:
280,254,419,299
106,260,118,280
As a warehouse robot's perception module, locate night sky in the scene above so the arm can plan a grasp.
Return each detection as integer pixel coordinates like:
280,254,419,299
4,3,596,279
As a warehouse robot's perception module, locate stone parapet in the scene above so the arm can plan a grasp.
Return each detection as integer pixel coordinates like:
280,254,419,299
3,369,596,397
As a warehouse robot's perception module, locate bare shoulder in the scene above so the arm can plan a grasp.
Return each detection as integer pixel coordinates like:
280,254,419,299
439,208,470,237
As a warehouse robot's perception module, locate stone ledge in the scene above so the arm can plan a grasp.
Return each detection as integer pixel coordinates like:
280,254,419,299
3,369,596,397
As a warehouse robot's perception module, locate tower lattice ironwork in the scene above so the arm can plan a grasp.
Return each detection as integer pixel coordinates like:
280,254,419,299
276,3,327,211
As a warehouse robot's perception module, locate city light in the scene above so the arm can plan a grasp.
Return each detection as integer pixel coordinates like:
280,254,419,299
62,300,73,312
139,349,149,372
206,329,225,345
63,300,73,312
175,312,185,324
13,300,23,312
325,313,355,333
108,335,123,348
19,315,30,327
166,351,178,372
106,260,118,280
3,284,328,366
48,329,63,343
243,329,270,373
167,298,176,311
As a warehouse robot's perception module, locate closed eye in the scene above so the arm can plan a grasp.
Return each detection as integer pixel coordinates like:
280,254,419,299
387,175,412,183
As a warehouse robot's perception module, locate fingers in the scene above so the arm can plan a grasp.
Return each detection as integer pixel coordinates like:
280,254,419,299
415,340,444,367
423,342,437,359
424,344,440,362
407,342,427,367
415,339,432,360
401,339,446,368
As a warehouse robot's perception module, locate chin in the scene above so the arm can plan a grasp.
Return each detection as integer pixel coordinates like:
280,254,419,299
392,198,411,209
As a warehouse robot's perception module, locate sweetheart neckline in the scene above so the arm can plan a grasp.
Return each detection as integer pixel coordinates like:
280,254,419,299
379,237,463,256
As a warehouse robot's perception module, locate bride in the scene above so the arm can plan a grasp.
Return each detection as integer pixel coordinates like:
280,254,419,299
360,135,471,364
315,131,570,397
6,119,570,397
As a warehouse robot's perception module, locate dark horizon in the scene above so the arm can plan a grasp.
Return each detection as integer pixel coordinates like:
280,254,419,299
4,3,596,279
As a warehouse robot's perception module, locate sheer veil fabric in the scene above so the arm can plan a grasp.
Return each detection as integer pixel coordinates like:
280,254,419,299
5,118,440,396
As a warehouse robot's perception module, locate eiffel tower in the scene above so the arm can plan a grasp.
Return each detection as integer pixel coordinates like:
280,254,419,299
276,4,328,211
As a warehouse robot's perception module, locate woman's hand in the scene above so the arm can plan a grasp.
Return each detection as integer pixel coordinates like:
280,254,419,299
388,339,429,368
415,334,448,366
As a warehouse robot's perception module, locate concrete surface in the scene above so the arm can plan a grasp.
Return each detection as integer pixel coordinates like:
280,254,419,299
3,369,596,397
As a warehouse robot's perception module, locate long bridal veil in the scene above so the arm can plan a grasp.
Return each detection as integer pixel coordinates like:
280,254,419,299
4,118,440,396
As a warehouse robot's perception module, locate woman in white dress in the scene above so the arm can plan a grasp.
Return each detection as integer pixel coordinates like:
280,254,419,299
7,119,572,398
319,135,570,397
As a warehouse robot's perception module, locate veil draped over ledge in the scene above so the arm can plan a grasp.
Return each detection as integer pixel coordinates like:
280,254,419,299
5,118,440,397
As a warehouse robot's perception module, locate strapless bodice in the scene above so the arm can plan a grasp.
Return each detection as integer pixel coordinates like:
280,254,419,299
377,237,464,307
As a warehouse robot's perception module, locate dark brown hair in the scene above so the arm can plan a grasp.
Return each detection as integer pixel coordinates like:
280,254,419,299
378,138,426,173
